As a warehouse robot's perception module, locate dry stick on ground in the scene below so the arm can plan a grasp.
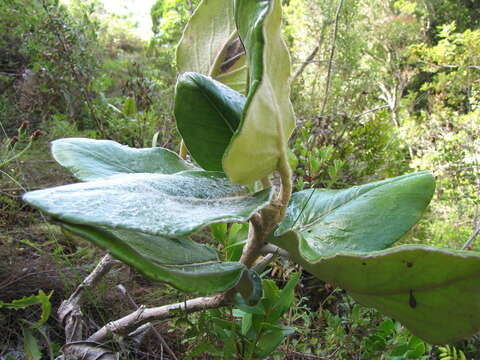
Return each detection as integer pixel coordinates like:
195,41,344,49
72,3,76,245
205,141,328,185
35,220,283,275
88,294,227,343
319,0,344,117
58,254,119,343
116,284,179,360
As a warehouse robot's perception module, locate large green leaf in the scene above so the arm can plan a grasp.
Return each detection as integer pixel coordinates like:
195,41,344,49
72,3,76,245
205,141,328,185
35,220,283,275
175,72,246,171
223,0,295,185
23,171,273,238
271,232,480,344
276,172,435,259
176,0,247,93
52,138,193,181
62,223,247,294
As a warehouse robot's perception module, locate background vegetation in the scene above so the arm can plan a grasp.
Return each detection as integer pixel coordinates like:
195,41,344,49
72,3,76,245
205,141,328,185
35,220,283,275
1,0,479,358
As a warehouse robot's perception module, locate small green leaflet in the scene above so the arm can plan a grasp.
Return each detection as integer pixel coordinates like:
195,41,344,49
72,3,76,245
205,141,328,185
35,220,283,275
0,290,52,329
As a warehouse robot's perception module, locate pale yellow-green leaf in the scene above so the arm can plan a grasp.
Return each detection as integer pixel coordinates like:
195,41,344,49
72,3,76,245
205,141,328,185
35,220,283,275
176,0,247,92
223,0,295,185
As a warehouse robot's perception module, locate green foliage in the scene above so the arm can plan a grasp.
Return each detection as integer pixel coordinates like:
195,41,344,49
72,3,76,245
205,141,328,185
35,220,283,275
151,0,198,45
51,138,193,181
0,290,52,329
211,222,249,262
183,273,300,359
318,306,430,359
438,345,468,360
175,0,247,93
16,0,480,357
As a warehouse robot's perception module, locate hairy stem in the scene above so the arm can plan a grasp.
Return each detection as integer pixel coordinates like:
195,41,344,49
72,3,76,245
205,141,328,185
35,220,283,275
239,214,265,268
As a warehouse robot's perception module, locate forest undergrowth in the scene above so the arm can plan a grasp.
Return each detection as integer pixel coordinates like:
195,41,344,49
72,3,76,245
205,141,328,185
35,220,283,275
1,0,479,359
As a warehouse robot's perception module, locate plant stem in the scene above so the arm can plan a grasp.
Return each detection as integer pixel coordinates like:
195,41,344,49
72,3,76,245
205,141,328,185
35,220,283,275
319,0,344,117
0,141,31,168
278,150,293,221
462,223,480,250
239,215,265,268
88,294,226,343
261,176,272,189
260,244,290,258
252,254,276,273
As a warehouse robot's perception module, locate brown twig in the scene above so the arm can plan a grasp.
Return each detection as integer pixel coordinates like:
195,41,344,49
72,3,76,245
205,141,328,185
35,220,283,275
116,285,179,360
58,254,119,343
88,294,226,343
462,224,480,250
292,46,319,83
319,0,344,116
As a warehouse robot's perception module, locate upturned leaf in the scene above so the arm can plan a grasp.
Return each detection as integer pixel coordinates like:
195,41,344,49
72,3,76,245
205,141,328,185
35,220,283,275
276,172,435,259
23,171,273,238
271,232,480,344
52,138,193,181
223,0,295,184
175,72,245,171
176,0,247,93
61,223,248,294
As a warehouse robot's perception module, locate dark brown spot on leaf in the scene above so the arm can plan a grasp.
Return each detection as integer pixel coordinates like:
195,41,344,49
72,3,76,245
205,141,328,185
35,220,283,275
406,262,413,268
220,36,245,73
409,289,417,309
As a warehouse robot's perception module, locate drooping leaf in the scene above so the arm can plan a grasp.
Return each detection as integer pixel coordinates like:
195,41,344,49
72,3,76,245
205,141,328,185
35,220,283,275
23,171,273,238
223,0,295,184
270,231,480,344
51,138,193,181
176,0,247,92
175,73,245,171
61,223,247,294
276,172,435,259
